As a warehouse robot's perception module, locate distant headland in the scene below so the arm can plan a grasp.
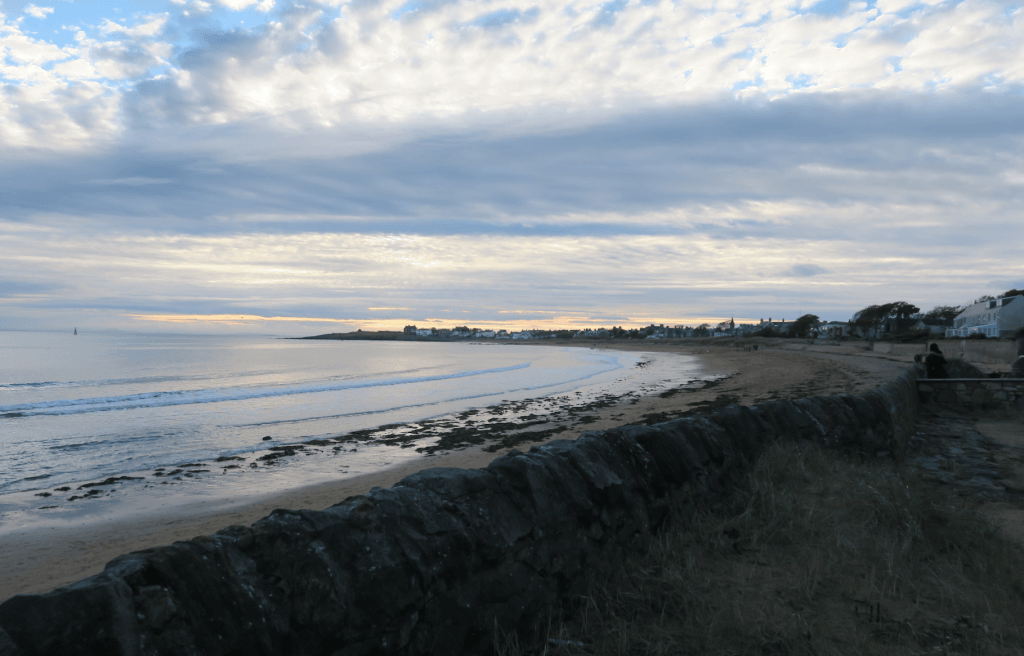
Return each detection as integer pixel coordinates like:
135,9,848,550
298,330,431,341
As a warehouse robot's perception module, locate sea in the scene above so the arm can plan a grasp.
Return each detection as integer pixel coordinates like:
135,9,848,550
0,331,702,498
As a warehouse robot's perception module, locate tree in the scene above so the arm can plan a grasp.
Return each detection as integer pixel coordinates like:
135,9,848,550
853,304,890,336
1003,288,1024,298
853,301,920,336
790,314,820,338
716,320,732,332
695,323,710,337
922,305,963,325
889,302,920,322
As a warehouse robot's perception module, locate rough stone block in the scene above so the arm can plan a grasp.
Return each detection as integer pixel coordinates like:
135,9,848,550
0,573,140,656
0,627,23,656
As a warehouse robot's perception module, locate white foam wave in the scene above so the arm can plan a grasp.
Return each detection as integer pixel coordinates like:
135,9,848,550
0,363,532,417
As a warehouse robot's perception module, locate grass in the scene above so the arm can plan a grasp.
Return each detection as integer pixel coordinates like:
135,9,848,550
500,441,1024,655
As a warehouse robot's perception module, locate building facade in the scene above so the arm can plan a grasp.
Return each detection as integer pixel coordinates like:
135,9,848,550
947,295,1024,338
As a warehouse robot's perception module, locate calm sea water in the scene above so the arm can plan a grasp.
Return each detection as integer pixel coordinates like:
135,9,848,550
0,332,658,494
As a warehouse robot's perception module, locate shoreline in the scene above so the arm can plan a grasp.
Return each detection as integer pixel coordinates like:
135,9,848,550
0,343,912,601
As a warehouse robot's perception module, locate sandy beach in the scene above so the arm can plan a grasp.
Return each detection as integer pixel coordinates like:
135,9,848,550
0,341,919,601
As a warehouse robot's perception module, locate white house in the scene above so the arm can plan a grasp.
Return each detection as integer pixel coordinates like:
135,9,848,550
816,321,852,338
946,295,1024,338
416,328,433,337
910,320,946,335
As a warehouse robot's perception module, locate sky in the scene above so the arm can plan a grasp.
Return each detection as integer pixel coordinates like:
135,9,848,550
1,0,1023,335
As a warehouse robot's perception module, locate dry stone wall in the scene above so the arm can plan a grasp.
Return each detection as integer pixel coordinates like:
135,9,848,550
871,340,1018,365
917,379,1024,410
0,370,921,656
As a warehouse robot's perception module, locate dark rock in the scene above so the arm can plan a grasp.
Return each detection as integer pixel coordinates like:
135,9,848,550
0,573,139,656
0,627,22,656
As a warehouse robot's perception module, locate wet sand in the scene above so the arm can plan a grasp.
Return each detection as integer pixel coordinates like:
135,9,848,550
0,341,913,601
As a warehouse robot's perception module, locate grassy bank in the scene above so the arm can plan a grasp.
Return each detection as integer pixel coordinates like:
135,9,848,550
502,441,1024,655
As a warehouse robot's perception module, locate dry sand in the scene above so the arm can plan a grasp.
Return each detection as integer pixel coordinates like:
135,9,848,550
0,341,919,602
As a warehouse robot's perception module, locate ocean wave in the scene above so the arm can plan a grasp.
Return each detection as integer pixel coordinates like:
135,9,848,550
0,370,276,392
0,363,533,417
0,365,439,393
239,358,624,428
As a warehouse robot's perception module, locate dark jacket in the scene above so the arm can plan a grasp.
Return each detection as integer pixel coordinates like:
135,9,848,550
925,352,948,378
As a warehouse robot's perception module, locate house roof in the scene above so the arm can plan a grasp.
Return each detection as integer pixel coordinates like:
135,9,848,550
955,295,1023,319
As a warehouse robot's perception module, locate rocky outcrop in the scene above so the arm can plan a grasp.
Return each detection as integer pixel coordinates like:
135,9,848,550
0,370,920,656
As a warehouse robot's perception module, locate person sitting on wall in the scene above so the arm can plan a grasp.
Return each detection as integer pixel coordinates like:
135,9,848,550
925,343,948,379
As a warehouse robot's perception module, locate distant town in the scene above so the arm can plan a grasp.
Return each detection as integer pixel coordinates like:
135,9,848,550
313,290,1024,342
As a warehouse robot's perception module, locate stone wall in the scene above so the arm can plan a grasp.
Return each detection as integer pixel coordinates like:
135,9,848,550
0,370,920,656
917,378,1024,410
943,340,1018,365
871,340,1018,365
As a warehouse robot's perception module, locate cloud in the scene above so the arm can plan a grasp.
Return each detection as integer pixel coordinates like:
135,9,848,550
86,177,175,186
125,313,352,323
2,0,1023,149
0,277,66,297
24,4,54,19
97,14,169,38
1,0,1023,332
4,94,1024,235
783,264,830,277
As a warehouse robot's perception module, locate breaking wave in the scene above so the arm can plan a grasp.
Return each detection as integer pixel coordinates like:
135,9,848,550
0,363,532,418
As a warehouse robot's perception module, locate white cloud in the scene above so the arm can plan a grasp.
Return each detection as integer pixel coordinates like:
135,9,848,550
24,4,54,20
215,0,259,10
0,0,1021,150
111,0,1021,137
97,14,168,37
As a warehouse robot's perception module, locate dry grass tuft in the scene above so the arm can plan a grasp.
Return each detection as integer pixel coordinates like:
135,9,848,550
503,441,1024,655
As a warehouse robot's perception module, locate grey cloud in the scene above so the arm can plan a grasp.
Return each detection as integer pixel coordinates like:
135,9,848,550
87,177,174,186
0,279,68,298
782,264,830,277
316,21,348,57
4,93,1024,245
